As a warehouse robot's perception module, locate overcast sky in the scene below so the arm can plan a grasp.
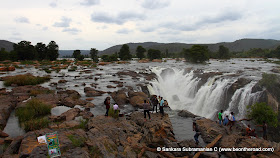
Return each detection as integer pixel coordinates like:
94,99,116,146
1,0,279,50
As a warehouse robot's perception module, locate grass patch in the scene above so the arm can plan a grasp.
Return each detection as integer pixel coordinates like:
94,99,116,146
68,66,77,72
67,135,85,147
3,74,50,86
20,60,35,65
89,146,103,158
78,119,88,129
23,118,50,132
43,68,52,73
16,98,51,122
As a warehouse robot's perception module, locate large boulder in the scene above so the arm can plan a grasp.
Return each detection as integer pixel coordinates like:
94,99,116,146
110,90,128,105
84,87,105,97
178,110,198,118
128,91,148,108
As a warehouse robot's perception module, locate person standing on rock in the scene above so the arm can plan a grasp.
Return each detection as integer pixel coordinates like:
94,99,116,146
143,100,151,121
257,121,268,140
104,97,111,117
217,110,223,125
228,112,235,130
159,97,164,117
193,122,201,145
152,95,158,113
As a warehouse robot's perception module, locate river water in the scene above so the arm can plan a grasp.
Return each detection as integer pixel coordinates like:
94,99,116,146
1,58,279,142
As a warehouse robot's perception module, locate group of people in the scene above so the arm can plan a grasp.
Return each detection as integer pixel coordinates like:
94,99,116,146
151,95,168,116
217,110,236,130
217,110,268,140
104,95,168,121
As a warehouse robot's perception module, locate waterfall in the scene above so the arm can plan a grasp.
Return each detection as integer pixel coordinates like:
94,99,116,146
148,67,263,120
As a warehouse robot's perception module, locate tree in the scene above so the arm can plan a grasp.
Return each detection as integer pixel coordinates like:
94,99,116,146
90,48,99,62
72,50,84,61
147,49,161,60
47,41,59,61
270,45,280,58
0,48,10,61
14,41,37,60
247,102,278,127
35,42,47,61
119,44,131,60
136,46,146,59
217,45,230,59
184,45,209,63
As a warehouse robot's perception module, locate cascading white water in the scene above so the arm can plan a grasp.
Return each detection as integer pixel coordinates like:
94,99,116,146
148,67,263,120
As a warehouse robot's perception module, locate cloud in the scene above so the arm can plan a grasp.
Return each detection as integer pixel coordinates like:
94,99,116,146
14,17,30,23
91,11,145,25
117,28,133,34
53,17,72,27
200,11,242,24
62,28,81,35
80,0,100,6
49,1,57,8
141,0,170,9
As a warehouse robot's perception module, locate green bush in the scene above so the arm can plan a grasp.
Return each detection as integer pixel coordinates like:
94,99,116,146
89,146,103,158
20,60,35,65
247,102,278,127
67,135,85,147
108,107,119,119
3,74,50,86
16,98,52,123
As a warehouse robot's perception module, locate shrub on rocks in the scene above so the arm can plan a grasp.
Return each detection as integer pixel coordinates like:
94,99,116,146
3,74,50,86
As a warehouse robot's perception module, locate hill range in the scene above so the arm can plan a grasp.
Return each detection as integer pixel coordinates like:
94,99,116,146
1,39,280,57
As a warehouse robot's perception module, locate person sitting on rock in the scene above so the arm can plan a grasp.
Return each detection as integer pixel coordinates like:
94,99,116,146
142,100,151,121
193,122,201,145
104,97,110,117
246,125,252,136
164,100,168,107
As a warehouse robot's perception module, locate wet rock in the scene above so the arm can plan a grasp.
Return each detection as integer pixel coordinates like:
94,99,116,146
84,102,95,108
58,79,67,83
3,136,23,155
62,147,90,158
84,87,105,97
0,130,9,137
228,78,251,94
106,85,116,88
178,110,198,118
85,98,94,101
110,90,128,105
0,96,16,130
128,91,148,108
271,68,280,73
61,97,87,108
98,62,111,65
80,111,94,120
117,70,139,78
61,108,81,121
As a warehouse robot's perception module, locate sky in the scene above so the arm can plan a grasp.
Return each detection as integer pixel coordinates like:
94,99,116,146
1,0,280,50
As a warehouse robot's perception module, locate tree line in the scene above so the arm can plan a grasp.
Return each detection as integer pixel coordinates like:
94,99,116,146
0,41,59,61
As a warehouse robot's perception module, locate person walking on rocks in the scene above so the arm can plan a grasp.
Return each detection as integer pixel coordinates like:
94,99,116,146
152,95,158,113
143,100,151,121
193,122,201,145
104,97,110,117
217,110,223,125
159,97,164,117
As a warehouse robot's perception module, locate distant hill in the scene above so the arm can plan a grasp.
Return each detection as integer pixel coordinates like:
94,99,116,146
0,40,14,52
2,39,280,57
99,39,280,55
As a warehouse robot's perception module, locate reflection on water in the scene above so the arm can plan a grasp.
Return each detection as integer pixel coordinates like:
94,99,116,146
3,111,25,138
51,106,72,116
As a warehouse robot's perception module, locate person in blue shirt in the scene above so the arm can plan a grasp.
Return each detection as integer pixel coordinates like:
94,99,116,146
223,115,229,126
159,97,164,117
